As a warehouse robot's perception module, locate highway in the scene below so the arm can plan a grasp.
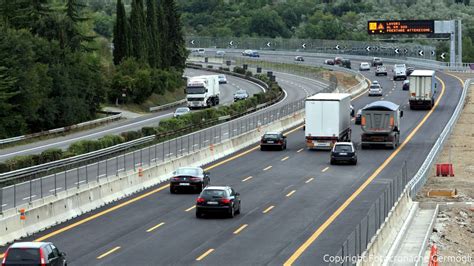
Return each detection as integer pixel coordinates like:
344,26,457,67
0,68,264,161
0,58,463,265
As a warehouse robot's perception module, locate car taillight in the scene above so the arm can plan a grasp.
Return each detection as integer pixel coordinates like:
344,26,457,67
39,248,46,266
2,248,9,266
196,197,205,203
172,177,180,181
220,198,231,204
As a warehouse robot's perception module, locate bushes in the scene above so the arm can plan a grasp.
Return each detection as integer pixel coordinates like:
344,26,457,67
39,149,64,164
233,66,246,75
120,131,143,141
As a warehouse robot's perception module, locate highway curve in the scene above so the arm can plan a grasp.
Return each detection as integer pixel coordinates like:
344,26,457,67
0,57,463,266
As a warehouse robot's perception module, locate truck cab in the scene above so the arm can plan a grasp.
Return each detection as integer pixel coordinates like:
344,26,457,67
186,75,220,108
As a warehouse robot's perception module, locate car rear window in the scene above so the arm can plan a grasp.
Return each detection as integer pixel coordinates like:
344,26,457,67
202,189,227,198
264,134,279,139
175,168,200,176
370,85,381,89
5,248,41,263
334,145,353,152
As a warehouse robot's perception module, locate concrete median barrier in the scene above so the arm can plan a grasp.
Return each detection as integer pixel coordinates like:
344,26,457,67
0,110,303,246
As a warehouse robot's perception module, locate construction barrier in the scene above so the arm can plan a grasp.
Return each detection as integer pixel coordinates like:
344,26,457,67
428,245,439,266
435,163,454,177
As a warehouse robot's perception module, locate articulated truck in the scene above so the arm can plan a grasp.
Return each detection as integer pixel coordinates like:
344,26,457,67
305,93,352,150
408,70,436,110
360,101,403,149
186,75,220,108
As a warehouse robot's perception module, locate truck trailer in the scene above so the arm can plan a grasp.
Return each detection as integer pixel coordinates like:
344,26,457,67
186,75,220,108
360,101,403,149
408,70,436,110
305,93,352,150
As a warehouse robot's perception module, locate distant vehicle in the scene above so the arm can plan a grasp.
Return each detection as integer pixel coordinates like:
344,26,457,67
2,242,67,266
406,67,415,76
330,142,357,165
173,107,190,118
249,51,260,57
368,84,383,96
218,74,227,84
372,80,379,85
305,93,352,150
409,70,436,109
196,186,241,218
233,89,249,101
340,59,351,69
359,62,371,71
393,64,407,80
186,75,220,108
402,80,410,91
170,167,210,193
334,57,343,65
260,131,287,151
375,65,388,76
372,57,383,67
295,56,304,62
197,48,205,56
242,50,259,57
216,50,226,57
325,59,335,65
360,101,403,149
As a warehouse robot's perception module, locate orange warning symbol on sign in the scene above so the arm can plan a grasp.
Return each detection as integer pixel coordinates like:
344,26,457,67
377,23,384,30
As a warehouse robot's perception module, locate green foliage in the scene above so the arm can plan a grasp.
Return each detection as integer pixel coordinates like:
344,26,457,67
130,0,148,60
39,148,64,164
233,66,246,75
161,0,188,69
146,0,160,68
113,0,128,65
120,130,143,141
98,134,124,147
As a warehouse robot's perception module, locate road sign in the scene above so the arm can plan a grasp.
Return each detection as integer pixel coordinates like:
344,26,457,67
404,48,408,54
441,53,446,59
431,50,435,56
394,48,399,54
302,43,306,49
418,50,424,56
266,42,271,47
229,41,234,46
335,45,340,50
367,20,434,34
366,46,371,52
190,40,195,45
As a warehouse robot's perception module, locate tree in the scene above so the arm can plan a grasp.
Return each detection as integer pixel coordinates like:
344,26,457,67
156,0,167,67
162,0,187,69
113,0,128,65
130,0,148,61
146,0,160,68
63,0,94,51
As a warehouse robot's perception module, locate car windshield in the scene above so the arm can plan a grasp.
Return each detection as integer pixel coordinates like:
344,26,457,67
5,248,40,263
202,189,227,198
175,168,201,176
370,85,381,89
334,145,353,152
186,86,206,94
377,66,385,70
394,64,406,68
218,75,225,79
264,134,279,139
235,90,247,95
175,108,188,113
361,63,369,66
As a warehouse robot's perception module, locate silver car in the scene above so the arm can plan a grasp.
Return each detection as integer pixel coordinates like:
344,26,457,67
368,84,383,96
174,107,191,117
234,89,249,101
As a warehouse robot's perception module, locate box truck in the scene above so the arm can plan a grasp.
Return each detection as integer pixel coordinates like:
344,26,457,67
360,101,403,149
305,93,352,150
186,75,220,108
408,70,436,110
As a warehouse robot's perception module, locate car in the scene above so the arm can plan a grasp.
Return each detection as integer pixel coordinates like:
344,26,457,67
169,167,210,193
330,142,357,165
372,80,379,85
173,107,190,118
233,89,249,101
334,57,343,65
372,57,383,67
359,62,371,71
375,65,388,76
2,242,67,266
402,80,410,90
340,59,351,69
216,50,226,57
196,186,241,218
406,67,415,76
242,50,253,56
260,131,287,151
294,56,304,62
249,51,260,57
393,64,407,80
218,74,227,84
197,48,205,56
368,84,383,96
325,59,335,65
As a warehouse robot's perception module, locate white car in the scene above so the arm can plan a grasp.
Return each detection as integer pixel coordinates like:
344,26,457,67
368,84,383,96
359,62,371,71
218,74,227,84
242,49,253,56
216,50,225,57
173,107,191,118
234,89,249,101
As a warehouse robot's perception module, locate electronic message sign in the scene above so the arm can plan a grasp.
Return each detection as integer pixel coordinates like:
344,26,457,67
367,20,434,34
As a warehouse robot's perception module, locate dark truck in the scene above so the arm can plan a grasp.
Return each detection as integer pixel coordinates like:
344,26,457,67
360,101,403,149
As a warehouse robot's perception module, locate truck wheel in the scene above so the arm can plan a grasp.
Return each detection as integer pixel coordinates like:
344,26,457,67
215,98,220,105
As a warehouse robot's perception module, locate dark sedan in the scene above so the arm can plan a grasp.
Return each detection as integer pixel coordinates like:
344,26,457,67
196,186,241,218
330,142,357,165
260,131,287,151
170,167,210,193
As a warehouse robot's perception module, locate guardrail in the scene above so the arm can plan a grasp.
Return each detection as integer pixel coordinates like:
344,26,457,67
149,99,187,112
408,79,473,197
0,113,123,146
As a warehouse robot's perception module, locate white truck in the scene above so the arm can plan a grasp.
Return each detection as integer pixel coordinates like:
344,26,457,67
408,70,436,110
393,64,407,80
305,93,352,150
185,75,220,108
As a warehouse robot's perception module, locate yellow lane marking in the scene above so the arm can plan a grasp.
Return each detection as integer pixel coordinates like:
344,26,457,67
185,205,196,212
263,206,275,214
97,246,121,259
297,148,304,153
284,76,448,265
233,224,248,235
196,248,215,261
321,167,329,172
146,222,165,233
263,165,273,171
286,190,296,197
443,72,466,87
242,176,253,182
305,177,314,183
281,156,289,161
